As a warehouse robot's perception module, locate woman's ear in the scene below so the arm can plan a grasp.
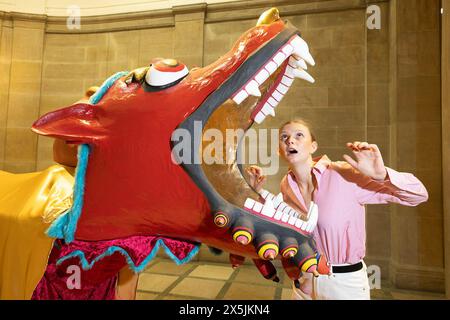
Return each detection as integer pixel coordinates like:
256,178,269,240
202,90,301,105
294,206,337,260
311,141,318,154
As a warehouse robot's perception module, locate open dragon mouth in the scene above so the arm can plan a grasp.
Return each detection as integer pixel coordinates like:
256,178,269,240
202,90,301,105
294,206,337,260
201,33,318,236
178,10,320,262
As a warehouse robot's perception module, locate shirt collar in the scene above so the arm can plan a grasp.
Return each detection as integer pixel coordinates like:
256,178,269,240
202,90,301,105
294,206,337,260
288,155,331,179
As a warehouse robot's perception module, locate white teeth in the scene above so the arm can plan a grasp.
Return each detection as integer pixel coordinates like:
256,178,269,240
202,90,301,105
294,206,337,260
288,212,297,225
274,210,284,220
289,56,308,70
273,193,284,207
276,83,289,94
253,201,263,213
292,68,315,84
295,218,306,229
260,189,269,199
254,112,266,124
291,36,315,66
244,198,256,209
272,90,284,102
281,208,290,223
268,97,278,108
298,58,308,70
273,52,287,66
261,103,275,117
233,90,248,105
261,198,275,218
281,76,294,87
255,69,270,85
265,61,277,74
245,80,261,97
281,44,294,56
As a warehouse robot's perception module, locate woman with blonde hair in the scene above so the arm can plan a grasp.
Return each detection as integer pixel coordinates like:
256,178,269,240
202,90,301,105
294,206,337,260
246,119,428,300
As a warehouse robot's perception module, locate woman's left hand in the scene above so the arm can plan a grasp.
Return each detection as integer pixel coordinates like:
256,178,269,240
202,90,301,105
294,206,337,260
343,142,387,181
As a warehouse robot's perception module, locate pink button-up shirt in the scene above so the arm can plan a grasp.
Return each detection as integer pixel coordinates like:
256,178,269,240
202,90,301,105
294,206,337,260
281,155,428,265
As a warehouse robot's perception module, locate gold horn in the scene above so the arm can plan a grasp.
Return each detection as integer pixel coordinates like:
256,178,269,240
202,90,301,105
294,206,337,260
256,7,280,26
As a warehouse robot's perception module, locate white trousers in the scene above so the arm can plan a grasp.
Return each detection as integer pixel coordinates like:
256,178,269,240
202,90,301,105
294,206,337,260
291,261,371,300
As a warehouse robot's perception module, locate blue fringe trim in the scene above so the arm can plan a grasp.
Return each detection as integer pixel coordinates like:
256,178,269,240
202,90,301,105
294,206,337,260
46,71,129,243
56,241,200,273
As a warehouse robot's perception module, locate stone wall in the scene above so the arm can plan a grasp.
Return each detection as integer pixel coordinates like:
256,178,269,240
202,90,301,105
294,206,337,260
0,0,444,293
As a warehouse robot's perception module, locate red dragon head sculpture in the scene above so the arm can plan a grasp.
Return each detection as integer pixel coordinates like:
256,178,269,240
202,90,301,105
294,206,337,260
32,8,329,280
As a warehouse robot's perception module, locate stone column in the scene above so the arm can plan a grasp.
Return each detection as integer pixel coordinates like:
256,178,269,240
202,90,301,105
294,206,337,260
389,0,444,293
442,0,450,299
3,13,46,173
0,13,13,170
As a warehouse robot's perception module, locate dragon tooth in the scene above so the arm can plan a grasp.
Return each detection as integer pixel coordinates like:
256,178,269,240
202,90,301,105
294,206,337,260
254,111,266,124
291,36,315,66
233,90,248,105
245,80,262,97
292,68,315,84
261,103,275,117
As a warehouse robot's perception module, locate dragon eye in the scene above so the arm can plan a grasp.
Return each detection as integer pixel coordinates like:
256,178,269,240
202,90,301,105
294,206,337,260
145,58,189,89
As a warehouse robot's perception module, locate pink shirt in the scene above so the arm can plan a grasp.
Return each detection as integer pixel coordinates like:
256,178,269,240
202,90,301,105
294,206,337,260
281,155,428,265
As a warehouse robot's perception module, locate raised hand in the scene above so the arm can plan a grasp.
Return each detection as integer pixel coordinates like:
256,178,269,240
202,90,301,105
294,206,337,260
343,142,387,181
245,165,267,192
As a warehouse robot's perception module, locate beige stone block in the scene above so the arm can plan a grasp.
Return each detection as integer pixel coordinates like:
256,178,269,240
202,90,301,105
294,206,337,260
367,62,389,85
222,283,276,300
9,61,43,93
412,168,442,219
283,86,328,108
366,210,391,257
396,121,441,170
291,107,366,129
36,135,54,164
3,160,36,173
11,27,44,61
367,85,390,126
331,25,365,47
0,24,13,62
328,86,365,107
299,28,333,49
336,127,366,147
139,28,174,64
314,127,337,148
174,20,203,58
306,9,364,29
44,46,86,63
170,277,225,299
137,273,178,293
4,127,37,162
189,264,235,280
41,79,85,97
6,93,40,127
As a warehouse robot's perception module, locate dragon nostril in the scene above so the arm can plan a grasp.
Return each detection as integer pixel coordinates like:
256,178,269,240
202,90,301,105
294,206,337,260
213,212,230,228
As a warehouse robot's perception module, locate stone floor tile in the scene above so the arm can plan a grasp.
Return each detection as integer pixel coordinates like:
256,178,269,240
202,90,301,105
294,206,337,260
137,273,179,293
189,264,235,280
222,283,276,300
170,278,225,299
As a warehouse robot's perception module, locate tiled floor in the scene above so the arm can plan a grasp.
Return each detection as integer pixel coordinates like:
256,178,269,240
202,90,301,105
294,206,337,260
136,258,447,300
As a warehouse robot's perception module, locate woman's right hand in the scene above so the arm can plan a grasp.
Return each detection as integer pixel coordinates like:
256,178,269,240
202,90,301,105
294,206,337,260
245,165,267,193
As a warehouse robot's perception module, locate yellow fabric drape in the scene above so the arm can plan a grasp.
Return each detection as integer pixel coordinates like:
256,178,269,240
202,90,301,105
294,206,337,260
0,165,74,300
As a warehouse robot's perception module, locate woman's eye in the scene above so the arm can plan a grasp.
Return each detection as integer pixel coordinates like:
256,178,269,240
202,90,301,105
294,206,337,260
296,133,304,138
280,135,288,141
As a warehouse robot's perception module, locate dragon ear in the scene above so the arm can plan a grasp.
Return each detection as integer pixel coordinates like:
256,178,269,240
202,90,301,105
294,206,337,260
32,103,104,144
